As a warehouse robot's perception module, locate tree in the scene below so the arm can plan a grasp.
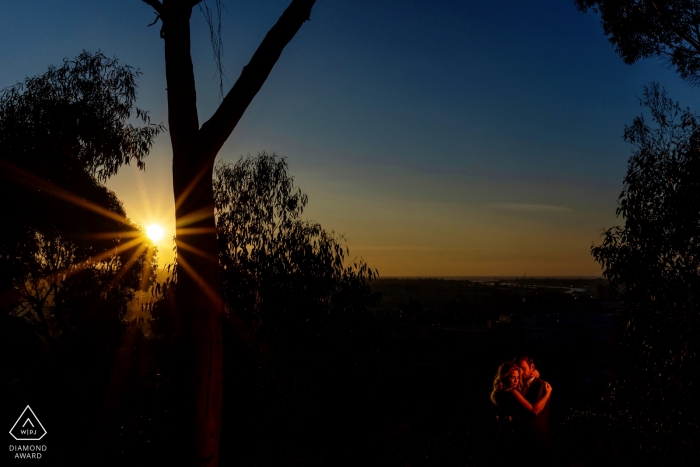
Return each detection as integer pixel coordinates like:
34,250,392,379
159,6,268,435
592,84,700,461
0,52,161,459
575,0,700,85
152,153,378,380
150,153,378,462
214,152,378,339
0,51,161,334
139,1,317,463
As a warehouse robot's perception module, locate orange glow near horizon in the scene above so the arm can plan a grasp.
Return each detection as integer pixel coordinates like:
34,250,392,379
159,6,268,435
105,147,609,278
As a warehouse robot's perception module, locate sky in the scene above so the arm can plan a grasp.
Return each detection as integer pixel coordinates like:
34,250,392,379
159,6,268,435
2,0,699,277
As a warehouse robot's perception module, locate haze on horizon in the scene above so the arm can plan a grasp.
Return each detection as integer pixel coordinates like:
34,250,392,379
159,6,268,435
3,0,698,277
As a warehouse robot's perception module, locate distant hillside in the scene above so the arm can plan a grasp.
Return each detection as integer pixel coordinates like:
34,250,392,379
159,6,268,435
371,277,611,314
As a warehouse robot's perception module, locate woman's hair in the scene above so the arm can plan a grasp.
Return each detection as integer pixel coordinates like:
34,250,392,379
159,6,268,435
490,361,519,405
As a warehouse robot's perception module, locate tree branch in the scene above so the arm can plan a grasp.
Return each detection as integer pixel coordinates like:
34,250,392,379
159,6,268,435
141,0,164,15
649,1,700,54
163,4,200,153
198,0,317,158
147,14,161,27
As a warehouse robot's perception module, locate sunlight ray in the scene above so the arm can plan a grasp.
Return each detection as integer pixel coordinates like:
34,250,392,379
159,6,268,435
175,227,218,236
74,244,147,338
174,164,212,212
175,239,219,262
72,236,145,271
176,255,222,308
80,231,143,240
175,206,216,229
42,236,145,284
0,159,134,229
139,246,156,292
105,243,149,292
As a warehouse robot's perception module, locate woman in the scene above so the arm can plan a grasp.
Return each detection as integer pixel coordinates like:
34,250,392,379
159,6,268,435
490,361,552,459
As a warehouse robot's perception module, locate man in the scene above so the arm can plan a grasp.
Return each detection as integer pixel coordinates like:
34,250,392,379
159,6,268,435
515,355,551,449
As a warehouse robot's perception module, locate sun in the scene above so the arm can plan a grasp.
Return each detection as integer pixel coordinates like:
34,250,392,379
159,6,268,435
146,224,164,242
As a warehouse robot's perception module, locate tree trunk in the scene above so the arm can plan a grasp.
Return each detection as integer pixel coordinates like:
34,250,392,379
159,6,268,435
162,4,223,466
151,0,317,465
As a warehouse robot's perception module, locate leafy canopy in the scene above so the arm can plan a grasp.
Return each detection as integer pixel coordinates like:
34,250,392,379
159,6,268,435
593,83,700,299
0,51,161,346
592,84,700,460
0,50,163,181
213,152,378,338
576,0,700,85
153,152,378,354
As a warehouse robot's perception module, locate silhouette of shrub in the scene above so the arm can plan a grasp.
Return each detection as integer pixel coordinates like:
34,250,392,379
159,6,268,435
0,52,160,463
592,84,700,463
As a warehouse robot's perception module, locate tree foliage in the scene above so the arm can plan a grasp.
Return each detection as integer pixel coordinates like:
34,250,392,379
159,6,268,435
153,152,379,343
0,51,160,353
0,50,163,181
214,152,378,341
148,153,379,459
155,152,381,344
592,84,700,462
576,0,700,85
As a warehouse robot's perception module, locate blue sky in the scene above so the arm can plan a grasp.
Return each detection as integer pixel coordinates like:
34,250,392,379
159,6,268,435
2,0,698,276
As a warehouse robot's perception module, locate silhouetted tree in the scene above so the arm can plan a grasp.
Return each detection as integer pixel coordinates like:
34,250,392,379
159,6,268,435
153,153,378,356
576,0,700,85
138,2,317,462
0,52,160,242
214,152,378,341
592,84,700,462
0,50,160,383
215,153,378,460
149,153,378,462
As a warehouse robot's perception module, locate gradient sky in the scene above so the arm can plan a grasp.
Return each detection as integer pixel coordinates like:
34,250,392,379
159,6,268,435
3,0,699,276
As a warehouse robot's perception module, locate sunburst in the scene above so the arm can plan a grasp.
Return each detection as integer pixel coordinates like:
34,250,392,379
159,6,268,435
146,224,165,242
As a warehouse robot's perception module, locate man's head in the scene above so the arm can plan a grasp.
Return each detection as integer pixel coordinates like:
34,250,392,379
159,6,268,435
515,355,535,380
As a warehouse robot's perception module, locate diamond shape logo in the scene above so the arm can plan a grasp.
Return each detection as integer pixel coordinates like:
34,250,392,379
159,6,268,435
9,406,46,441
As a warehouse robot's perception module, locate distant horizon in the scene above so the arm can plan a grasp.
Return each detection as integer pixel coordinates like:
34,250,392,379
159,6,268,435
373,275,604,280
152,269,605,282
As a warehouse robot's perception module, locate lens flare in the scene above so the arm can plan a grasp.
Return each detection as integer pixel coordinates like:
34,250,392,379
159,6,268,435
146,224,164,242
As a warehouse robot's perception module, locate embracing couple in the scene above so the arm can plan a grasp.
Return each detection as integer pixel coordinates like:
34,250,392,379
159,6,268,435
490,356,553,464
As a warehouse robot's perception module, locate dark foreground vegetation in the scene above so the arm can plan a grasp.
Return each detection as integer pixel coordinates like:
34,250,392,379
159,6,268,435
3,275,622,466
